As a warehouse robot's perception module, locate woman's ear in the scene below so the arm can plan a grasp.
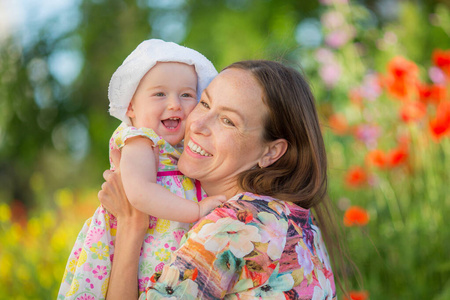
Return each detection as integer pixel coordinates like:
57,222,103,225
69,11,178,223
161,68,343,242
258,139,288,168
126,102,135,119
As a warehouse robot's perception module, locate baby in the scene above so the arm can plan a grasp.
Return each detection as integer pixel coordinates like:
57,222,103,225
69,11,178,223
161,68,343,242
58,39,224,299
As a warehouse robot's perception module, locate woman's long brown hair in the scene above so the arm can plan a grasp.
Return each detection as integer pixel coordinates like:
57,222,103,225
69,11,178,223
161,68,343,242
225,60,355,296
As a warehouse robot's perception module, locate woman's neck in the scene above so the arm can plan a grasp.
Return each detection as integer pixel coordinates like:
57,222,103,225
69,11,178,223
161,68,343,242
201,178,242,200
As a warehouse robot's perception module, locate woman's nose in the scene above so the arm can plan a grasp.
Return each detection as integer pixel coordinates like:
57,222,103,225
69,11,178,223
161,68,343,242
189,112,211,136
167,95,182,111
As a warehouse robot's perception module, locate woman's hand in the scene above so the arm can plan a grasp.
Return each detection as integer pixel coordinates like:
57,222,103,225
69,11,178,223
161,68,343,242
98,149,149,232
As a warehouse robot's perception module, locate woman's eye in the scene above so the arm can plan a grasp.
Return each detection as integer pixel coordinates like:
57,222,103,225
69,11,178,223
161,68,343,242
200,101,210,109
223,118,235,126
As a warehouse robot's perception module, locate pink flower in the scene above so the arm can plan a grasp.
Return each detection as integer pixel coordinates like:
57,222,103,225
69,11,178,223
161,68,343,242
429,66,446,84
76,294,95,300
325,28,355,48
138,277,150,292
360,73,382,101
315,47,336,64
354,124,381,148
73,247,82,260
148,216,157,229
320,62,341,88
321,11,345,30
92,265,108,280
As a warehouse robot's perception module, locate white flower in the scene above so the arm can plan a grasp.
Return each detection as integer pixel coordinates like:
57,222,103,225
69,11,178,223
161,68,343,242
197,217,261,258
312,269,333,300
257,212,288,260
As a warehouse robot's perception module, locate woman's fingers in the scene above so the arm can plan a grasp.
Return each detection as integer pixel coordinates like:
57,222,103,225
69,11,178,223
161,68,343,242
103,169,113,181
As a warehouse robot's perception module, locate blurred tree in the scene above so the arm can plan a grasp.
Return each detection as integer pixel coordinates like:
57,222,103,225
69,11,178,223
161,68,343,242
0,0,152,208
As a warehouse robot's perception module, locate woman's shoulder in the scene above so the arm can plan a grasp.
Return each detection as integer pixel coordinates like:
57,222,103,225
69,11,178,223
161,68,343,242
225,192,310,219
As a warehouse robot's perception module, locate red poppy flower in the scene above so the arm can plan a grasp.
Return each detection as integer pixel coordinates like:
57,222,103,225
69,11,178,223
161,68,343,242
388,56,419,80
329,113,349,135
387,147,408,167
343,206,370,226
432,49,450,75
345,166,367,188
417,83,446,104
384,56,419,100
385,77,409,100
366,149,386,169
400,101,426,123
429,101,450,140
344,290,370,300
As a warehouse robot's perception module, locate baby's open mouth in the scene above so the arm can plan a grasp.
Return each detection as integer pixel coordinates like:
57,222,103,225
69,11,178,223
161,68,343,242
162,118,180,129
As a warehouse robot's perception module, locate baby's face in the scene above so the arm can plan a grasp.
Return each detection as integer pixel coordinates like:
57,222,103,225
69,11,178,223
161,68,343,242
127,62,198,146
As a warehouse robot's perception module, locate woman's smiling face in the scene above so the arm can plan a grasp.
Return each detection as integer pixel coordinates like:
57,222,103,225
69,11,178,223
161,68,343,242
178,68,269,196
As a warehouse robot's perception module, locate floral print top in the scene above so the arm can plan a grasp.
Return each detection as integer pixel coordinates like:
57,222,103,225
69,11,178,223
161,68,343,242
58,123,204,300
141,192,336,300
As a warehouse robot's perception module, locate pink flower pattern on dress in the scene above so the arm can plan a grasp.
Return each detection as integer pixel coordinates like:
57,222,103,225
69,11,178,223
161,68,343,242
58,124,203,299
92,265,107,280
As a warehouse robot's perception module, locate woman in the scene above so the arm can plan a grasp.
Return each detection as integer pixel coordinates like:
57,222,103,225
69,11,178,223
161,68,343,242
99,60,342,299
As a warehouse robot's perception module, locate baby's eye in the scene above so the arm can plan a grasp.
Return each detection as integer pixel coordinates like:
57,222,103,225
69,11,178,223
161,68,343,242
181,93,195,98
222,118,235,126
155,92,165,97
200,101,210,109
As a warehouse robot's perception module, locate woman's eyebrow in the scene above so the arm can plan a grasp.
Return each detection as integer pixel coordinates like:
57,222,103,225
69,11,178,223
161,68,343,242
204,88,211,101
205,89,244,121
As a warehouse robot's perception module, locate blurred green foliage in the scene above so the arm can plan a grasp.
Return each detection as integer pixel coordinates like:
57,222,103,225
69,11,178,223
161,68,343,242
0,0,449,299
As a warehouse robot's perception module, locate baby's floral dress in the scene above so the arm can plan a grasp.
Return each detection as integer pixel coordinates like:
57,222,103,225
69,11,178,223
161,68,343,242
142,192,336,300
58,123,204,300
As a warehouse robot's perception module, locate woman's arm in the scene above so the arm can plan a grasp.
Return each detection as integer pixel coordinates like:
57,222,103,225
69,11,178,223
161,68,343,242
98,150,148,300
120,137,225,222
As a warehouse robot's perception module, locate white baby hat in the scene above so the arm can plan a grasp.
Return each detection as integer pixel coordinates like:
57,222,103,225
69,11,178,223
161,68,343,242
108,39,218,125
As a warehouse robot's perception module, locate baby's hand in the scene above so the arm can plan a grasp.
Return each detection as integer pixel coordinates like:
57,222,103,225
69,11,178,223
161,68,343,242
198,195,227,218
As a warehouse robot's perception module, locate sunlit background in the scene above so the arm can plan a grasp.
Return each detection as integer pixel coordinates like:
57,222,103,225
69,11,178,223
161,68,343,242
0,0,449,299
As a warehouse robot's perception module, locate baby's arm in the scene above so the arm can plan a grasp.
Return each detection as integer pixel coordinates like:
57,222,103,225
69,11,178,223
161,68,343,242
120,137,225,223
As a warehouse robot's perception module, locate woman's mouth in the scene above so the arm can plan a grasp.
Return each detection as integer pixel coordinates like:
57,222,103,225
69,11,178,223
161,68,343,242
162,118,180,130
187,140,212,157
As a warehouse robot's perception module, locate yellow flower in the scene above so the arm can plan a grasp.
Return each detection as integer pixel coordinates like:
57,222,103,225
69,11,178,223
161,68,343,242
77,248,87,267
51,228,69,252
0,203,11,222
90,241,109,260
101,276,109,295
155,247,171,261
155,219,170,233
66,278,79,296
68,258,78,273
0,253,12,280
55,188,74,208
182,178,194,191
27,218,42,238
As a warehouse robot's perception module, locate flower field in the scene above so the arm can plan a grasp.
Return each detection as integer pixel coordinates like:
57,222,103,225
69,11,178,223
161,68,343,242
0,1,449,299
0,189,99,299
